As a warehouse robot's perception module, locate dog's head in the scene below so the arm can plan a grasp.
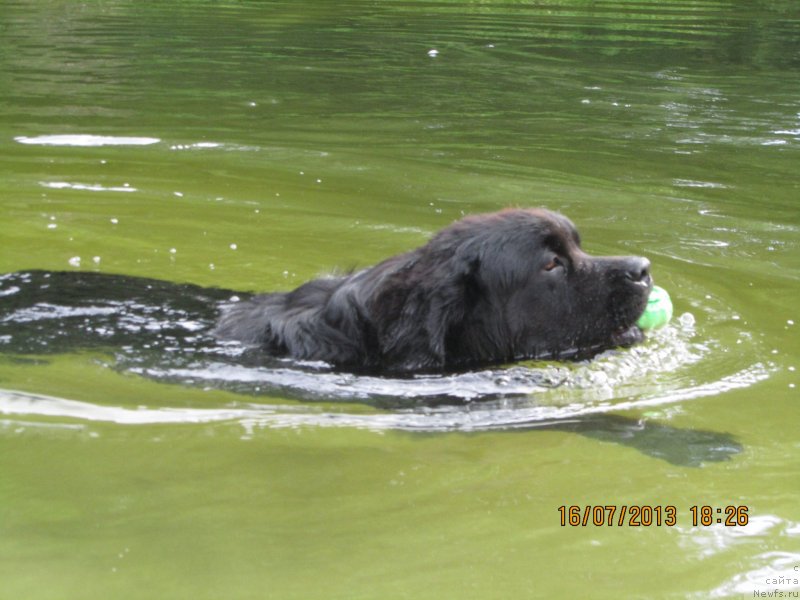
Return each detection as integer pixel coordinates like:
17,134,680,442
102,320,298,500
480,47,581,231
371,208,652,372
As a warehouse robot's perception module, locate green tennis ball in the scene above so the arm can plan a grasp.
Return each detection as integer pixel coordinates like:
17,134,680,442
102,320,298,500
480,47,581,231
637,285,673,330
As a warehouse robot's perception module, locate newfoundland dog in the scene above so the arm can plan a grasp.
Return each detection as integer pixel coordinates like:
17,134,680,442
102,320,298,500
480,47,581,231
215,209,652,374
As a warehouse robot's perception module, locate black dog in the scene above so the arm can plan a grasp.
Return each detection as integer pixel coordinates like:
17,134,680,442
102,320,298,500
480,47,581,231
215,209,653,373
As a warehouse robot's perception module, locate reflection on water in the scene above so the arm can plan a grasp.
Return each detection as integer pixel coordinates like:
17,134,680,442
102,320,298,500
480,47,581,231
14,134,161,146
0,387,746,466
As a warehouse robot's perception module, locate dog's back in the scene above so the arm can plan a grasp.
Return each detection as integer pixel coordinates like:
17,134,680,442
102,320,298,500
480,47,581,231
214,275,376,367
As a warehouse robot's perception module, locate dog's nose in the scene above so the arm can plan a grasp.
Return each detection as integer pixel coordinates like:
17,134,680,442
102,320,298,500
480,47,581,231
624,257,651,283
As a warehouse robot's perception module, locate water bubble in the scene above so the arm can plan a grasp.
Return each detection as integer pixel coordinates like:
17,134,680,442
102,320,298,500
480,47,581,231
110,218,119,224
427,49,439,57
68,256,81,267
229,243,237,251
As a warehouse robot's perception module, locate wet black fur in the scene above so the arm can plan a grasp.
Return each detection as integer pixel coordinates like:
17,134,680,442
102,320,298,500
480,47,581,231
214,209,653,374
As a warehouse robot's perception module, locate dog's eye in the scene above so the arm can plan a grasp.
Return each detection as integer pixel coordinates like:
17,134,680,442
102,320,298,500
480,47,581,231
543,257,563,272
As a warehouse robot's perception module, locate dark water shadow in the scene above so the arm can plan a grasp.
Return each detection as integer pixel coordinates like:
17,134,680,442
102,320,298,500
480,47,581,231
533,413,742,467
0,269,242,354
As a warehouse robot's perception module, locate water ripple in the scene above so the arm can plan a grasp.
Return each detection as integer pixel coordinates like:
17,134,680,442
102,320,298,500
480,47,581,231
0,360,769,433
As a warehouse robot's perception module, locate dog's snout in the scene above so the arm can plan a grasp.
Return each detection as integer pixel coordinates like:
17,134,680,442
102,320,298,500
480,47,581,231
624,257,651,283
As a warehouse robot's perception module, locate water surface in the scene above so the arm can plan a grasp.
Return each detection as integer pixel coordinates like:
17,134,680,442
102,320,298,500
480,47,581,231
1,1,799,598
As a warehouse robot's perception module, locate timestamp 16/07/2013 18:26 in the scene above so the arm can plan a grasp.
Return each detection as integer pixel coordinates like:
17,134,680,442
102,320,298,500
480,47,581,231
558,505,750,527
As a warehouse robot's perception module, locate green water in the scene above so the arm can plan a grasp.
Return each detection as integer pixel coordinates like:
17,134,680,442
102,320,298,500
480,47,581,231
1,1,799,598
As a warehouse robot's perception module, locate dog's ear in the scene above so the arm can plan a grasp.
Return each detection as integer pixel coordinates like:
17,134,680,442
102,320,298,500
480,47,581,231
372,249,481,373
